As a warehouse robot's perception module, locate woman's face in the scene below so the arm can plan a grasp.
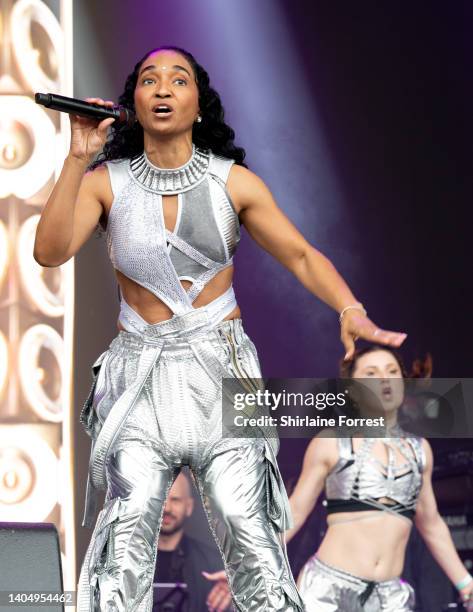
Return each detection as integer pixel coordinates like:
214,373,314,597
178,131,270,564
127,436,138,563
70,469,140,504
134,49,200,138
349,350,405,417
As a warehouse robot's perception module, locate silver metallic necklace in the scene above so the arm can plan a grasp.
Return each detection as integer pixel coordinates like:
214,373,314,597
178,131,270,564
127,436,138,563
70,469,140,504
129,145,210,195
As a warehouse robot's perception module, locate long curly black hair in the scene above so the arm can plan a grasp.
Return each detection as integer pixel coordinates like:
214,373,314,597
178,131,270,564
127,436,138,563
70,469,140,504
90,45,247,170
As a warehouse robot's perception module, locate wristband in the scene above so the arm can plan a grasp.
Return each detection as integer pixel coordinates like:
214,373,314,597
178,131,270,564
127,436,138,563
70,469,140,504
339,303,367,324
455,573,473,591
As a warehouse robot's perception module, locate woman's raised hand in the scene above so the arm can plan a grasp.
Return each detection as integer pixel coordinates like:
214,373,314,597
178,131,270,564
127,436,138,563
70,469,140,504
460,581,473,610
68,97,116,164
340,309,407,360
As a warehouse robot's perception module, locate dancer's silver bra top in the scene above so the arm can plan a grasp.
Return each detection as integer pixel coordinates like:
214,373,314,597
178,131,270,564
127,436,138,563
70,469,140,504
104,145,239,331
324,437,426,519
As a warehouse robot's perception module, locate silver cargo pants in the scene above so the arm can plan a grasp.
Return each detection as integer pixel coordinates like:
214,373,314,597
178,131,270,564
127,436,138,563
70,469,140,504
77,310,304,611
298,556,415,611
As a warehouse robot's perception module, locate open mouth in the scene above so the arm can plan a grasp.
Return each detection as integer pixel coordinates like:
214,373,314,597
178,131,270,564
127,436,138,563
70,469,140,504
153,104,173,114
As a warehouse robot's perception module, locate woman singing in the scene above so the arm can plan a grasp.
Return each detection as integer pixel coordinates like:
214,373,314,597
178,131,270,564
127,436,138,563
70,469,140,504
287,346,473,611
34,46,406,611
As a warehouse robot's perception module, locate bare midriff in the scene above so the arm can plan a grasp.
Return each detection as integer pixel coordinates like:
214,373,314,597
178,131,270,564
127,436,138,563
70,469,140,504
115,266,241,330
296,436,417,584
311,509,412,583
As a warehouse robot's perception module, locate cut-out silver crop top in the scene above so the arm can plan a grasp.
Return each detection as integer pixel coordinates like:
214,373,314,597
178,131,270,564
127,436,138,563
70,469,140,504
104,146,240,323
324,436,426,519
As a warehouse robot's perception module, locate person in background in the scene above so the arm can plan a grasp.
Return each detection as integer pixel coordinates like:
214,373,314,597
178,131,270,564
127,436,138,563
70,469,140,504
287,346,473,611
153,471,231,612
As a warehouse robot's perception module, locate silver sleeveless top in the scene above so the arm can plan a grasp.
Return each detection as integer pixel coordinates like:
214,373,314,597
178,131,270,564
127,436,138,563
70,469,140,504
325,436,426,517
104,146,240,316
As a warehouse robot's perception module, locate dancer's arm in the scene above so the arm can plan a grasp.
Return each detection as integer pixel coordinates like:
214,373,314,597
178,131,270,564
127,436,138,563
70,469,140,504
285,436,335,542
227,166,407,359
34,98,115,267
415,439,473,604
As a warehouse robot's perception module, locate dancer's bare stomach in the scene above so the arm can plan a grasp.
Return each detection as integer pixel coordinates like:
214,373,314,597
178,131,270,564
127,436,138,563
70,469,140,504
115,265,241,331
314,509,412,582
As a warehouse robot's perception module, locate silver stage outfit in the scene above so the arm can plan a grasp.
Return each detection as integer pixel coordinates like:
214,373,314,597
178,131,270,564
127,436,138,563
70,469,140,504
76,147,304,611
298,436,425,611
298,556,415,612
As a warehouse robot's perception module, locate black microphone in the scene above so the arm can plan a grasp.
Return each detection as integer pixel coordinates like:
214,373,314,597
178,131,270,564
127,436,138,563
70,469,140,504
34,93,135,126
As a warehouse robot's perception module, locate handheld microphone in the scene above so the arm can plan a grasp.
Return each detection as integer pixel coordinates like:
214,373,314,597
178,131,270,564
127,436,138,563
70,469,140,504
34,93,135,126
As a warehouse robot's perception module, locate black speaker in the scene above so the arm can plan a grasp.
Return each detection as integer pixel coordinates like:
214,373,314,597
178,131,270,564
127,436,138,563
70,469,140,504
0,522,65,611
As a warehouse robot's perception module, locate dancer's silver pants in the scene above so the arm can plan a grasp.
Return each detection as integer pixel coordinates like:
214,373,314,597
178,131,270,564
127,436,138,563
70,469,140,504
77,312,304,611
298,556,415,612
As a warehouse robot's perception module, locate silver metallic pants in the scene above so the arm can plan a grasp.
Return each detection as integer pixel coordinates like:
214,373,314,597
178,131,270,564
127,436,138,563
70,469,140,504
77,313,303,611
298,556,415,612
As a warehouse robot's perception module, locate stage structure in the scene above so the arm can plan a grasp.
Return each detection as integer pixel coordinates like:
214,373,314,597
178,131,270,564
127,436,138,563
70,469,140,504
0,0,74,590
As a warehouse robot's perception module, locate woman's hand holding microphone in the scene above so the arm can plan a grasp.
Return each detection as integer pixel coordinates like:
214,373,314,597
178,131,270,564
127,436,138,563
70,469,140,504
68,97,116,165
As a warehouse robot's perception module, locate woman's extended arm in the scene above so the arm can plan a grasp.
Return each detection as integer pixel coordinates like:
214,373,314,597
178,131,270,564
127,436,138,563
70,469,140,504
286,436,334,542
227,166,407,359
415,439,473,605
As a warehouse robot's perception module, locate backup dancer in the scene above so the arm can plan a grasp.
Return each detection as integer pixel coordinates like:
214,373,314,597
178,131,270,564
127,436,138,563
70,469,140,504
288,346,473,611
35,46,407,611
